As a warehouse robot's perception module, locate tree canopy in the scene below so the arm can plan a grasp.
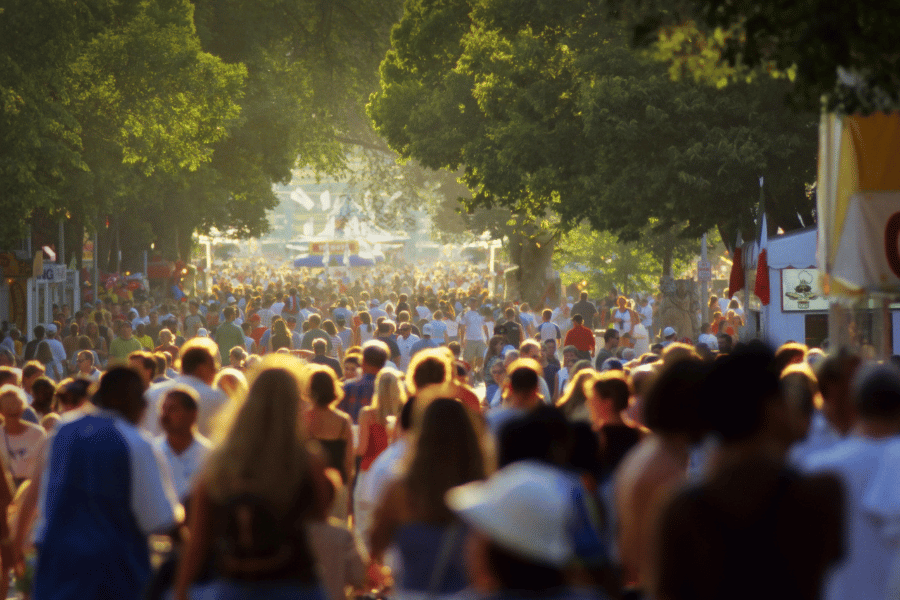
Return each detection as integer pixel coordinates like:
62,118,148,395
610,0,900,114
1,0,402,268
369,0,818,252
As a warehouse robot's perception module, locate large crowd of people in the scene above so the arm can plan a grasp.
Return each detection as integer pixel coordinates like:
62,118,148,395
0,257,896,600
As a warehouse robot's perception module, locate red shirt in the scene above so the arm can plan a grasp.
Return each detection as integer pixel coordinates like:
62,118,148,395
455,386,482,413
564,323,596,354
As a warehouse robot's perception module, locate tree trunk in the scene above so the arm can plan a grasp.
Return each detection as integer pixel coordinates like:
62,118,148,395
661,242,673,278
506,227,559,308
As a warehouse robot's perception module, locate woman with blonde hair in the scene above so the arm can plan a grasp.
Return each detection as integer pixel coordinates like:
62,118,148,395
354,369,405,539
556,367,597,423
175,355,328,600
358,369,405,466
356,311,375,346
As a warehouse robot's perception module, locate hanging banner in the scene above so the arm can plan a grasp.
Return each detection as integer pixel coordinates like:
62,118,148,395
831,191,900,291
310,241,359,254
818,112,900,294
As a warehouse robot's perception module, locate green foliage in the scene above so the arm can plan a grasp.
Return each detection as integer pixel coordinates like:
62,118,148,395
369,0,817,251
611,0,900,114
0,0,403,265
554,222,695,296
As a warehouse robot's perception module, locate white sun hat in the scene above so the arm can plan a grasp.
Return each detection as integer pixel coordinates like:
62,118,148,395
445,461,575,567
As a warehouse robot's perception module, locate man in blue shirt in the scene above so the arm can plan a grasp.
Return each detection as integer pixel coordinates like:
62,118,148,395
340,340,388,423
34,367,182,600
410,323,441,358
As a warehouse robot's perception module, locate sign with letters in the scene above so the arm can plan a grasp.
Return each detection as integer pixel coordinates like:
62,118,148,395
37,264,67,283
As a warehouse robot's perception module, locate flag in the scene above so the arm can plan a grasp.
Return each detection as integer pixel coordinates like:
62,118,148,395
754,212,770,306
290,188,315,210
728,231,744,299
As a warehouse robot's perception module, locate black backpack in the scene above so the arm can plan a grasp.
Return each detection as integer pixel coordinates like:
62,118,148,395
217,491,306,580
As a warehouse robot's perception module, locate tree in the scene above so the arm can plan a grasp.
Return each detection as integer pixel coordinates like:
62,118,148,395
1,0,246,266
554,222,696,297
369,0,818,303
609,1,900,114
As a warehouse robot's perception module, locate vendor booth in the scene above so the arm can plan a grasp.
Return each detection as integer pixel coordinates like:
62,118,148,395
816,111,900,355
740,228,830,348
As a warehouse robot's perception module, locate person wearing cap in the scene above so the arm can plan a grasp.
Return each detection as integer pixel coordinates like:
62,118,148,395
446,460,593,600
368,299,387,322
45,323,68,378
109,320,143,363
410,323,441,359
661,326,677,348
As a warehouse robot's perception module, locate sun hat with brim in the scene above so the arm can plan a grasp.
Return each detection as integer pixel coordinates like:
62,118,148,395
445,461,574,567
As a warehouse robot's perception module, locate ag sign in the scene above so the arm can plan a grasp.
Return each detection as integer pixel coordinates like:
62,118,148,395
37,264,67,283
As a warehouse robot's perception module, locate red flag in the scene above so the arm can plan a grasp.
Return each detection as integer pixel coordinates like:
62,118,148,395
728,247,744,299
754,248,770,305
754,212,770,306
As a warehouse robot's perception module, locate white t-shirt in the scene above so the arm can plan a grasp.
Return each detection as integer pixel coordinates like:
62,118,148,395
632,323,650,355
538,321,561,341
444,317,459,338
395,334,420,372
154,435,213,500
639,304,653,327
0,423,47,480
718,297,730,315
462,310,486,343
613,309,632,335
803,436,900,600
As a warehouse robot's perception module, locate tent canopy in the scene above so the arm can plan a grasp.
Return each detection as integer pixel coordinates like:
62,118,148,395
293,254,376,268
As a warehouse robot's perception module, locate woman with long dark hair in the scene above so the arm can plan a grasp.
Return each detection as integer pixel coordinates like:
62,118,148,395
268,319,292,353
370,398,491,598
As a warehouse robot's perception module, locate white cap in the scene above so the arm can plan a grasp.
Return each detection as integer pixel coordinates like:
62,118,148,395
45,323,57,334
663,326,676,338
446,461,575,567
196,328,209,337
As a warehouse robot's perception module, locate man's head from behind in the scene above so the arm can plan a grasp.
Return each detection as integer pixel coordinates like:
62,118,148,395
94,367,146,424
505,358,542,409
361,339,389,374
853,363,900,426
178,338,220,384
